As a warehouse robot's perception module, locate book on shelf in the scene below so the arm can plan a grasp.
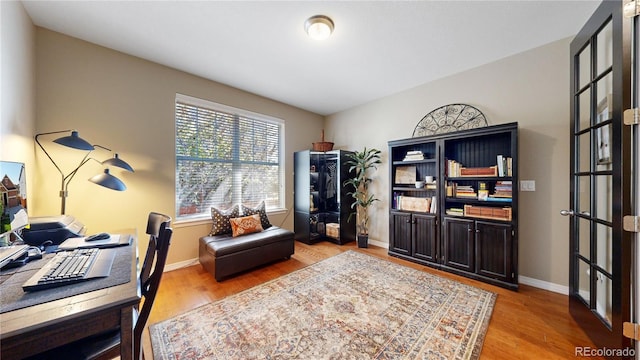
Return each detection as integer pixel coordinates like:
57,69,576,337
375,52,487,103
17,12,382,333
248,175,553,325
445,208,464,216
429,196,437,213
446,159,462,177
492,180,512,198
403,150,424,161
486,196,512,202
496,155,513,177
454,184,476,198
478,189,489,201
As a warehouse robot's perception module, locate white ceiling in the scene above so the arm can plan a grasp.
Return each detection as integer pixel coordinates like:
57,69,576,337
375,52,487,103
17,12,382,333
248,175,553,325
22,0,601,116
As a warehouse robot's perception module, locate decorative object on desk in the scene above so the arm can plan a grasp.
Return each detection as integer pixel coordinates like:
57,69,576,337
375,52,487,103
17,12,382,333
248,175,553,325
35,130,134,215
312,129,334,152
150,251,496,360
413,103,487,137
344,148,382,248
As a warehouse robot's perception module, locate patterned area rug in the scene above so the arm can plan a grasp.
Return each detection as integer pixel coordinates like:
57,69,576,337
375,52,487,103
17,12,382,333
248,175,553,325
150,251,496,359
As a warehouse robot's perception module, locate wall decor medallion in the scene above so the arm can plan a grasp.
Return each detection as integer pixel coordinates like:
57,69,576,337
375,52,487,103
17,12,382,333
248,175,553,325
413,104,488,137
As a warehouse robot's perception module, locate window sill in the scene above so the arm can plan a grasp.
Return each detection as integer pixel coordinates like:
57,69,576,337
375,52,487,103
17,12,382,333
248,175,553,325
174,207,289,229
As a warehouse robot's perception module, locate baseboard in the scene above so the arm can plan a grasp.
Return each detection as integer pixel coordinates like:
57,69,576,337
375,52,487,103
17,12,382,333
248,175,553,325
368,239,389,249
165,258,199,272
518,275,569,295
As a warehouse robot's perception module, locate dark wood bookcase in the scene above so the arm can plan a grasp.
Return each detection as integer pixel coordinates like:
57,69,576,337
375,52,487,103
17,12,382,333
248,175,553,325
388,122,518,289
294,150,356,245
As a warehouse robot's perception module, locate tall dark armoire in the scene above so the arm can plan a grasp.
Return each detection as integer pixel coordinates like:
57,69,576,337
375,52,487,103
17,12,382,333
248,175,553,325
294,150,355,245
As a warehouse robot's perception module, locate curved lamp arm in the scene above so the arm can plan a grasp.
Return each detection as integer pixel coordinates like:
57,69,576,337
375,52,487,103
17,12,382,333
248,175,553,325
35,131,133,215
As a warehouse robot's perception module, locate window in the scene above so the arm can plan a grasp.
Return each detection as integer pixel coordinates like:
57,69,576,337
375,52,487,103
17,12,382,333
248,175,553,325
175,94,284,219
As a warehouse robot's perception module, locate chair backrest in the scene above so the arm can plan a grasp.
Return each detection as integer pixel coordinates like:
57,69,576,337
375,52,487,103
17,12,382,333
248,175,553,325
134,212,172,359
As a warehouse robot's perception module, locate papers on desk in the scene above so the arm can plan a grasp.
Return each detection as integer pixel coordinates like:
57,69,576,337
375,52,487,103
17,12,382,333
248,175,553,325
58,234,131,250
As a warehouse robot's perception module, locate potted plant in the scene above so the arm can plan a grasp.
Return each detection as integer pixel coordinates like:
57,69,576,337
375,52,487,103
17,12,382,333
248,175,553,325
344,147,382,248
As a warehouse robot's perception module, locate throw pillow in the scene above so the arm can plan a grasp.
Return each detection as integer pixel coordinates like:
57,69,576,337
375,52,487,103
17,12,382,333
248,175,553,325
241,201,272,229
209,205,239,236
230,214,264,237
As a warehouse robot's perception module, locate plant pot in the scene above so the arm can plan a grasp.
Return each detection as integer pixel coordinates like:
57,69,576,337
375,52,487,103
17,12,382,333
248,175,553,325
357,234,368,248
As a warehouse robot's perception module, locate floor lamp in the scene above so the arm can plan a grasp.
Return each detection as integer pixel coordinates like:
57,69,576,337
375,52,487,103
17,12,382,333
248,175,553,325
35,130,134,215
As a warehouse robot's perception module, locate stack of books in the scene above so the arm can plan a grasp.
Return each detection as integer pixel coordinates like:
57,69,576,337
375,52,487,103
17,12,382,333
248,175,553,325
455,185,477,199
445,207,464,216
403,150,424,161
488,181,512,202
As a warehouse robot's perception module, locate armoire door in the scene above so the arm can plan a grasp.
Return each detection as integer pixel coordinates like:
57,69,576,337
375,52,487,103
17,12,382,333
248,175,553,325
567,0,633,353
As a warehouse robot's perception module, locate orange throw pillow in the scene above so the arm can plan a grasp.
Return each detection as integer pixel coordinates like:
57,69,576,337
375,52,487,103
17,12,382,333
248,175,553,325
230,214,264,237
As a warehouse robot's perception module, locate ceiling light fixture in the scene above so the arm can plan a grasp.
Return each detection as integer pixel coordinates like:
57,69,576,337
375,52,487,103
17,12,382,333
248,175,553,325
304,15,334,41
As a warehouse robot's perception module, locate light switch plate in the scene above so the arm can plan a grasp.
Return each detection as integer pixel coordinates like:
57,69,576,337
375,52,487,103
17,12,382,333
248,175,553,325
520,180,536,192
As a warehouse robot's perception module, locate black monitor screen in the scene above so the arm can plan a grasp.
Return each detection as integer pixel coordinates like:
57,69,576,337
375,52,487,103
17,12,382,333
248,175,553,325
0,161,28,238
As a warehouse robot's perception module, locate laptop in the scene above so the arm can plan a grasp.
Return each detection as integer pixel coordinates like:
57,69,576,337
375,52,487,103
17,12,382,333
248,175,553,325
0,245,29,269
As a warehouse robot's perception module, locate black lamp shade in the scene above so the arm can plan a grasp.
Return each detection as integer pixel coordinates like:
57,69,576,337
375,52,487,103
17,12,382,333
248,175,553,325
53,131,95,150
89,169,126,191
102,153,134,172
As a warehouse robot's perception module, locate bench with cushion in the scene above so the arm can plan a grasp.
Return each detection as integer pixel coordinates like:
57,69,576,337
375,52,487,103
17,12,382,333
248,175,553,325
198,202,294,281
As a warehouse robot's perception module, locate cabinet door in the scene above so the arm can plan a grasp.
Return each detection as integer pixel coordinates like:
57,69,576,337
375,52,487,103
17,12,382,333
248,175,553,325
442,217,474,272
412,213,437,263
475,221,512,283
389,211,411,256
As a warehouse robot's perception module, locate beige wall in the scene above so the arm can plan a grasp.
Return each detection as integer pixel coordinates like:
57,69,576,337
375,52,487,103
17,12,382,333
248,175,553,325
1,1,36,187
4,6,573,287
33,29,324,265
326,38,572,287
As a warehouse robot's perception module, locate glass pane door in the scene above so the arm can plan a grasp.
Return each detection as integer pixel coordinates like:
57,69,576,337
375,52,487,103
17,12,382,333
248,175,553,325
568,0,632,352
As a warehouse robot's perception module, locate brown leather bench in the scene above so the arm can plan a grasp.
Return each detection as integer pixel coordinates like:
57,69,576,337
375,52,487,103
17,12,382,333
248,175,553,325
199,226,294,281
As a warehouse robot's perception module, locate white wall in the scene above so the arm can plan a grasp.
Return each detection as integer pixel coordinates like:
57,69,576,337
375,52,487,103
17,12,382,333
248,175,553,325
1,1,36,185
326,38,573,288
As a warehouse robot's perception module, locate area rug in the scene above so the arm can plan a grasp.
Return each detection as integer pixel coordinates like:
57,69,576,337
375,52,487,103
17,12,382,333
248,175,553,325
149,251,496,359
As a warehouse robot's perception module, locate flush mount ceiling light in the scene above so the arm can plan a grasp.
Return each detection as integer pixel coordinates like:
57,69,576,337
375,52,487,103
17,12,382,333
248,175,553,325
304,15,334,41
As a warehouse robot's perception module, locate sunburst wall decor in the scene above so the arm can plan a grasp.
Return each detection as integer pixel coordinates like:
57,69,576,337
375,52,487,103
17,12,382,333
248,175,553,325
413,104,488,137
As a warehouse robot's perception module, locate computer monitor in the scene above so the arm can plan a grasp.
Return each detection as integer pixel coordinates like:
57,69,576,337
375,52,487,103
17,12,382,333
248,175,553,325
0,161,28,240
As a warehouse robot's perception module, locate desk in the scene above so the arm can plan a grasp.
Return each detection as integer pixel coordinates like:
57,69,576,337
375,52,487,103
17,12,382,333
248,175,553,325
0,234,140,360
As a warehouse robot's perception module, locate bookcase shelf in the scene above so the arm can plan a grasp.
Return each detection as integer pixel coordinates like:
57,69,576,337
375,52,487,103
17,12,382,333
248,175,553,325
388,122,518,290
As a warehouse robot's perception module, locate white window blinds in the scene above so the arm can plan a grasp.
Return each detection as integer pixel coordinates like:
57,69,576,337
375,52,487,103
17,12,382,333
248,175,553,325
175,94,283,218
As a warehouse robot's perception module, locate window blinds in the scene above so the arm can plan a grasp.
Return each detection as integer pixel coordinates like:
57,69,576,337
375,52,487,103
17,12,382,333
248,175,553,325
175,97,282,217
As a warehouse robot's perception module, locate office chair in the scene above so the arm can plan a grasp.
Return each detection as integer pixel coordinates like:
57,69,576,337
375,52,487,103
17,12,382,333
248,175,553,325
29,212,173,360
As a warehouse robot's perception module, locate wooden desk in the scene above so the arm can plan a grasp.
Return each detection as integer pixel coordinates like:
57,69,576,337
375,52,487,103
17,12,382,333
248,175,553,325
0,234,140,360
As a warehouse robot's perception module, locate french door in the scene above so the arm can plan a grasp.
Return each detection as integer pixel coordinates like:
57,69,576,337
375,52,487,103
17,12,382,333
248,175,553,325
567,0,633,354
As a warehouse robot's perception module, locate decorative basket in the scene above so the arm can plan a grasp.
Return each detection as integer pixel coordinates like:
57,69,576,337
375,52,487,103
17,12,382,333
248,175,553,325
312,129,334,152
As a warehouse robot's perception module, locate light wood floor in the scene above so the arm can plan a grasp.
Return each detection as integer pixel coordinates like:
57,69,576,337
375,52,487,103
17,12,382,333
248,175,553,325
142,241,603,359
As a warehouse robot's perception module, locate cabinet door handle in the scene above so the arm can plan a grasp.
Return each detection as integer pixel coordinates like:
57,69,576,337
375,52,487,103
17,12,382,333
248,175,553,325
475,229,480,233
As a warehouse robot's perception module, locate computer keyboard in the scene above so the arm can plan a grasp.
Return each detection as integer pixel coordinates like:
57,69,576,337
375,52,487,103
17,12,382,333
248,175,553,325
22,248,116,292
